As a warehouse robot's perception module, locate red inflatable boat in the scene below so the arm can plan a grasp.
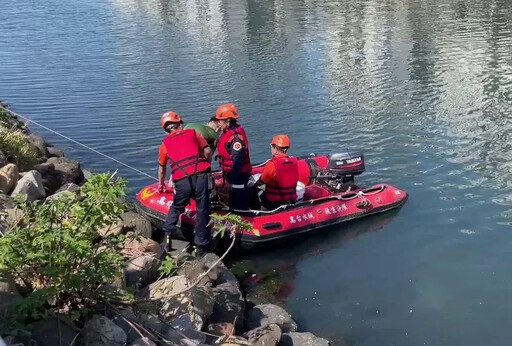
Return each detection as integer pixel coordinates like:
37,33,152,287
135,151,407,246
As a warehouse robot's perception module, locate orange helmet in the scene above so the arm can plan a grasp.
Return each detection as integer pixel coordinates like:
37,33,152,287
271,134,291,148
215,103,239,120
160,111,182,128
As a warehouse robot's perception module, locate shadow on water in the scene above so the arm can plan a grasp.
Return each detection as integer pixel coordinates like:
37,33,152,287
227,208,403,305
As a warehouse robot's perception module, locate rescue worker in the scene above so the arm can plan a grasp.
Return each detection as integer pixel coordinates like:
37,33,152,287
215,103,252,210
158,111,215,255
258,134,299,210
184,116,221,151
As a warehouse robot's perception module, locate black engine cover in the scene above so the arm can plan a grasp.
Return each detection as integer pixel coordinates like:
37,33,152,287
328,150,365,176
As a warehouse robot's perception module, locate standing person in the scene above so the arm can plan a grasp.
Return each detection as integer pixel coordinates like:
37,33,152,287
258,135,299,210
158,111,215,255
184,116,221,151
215,103,252,210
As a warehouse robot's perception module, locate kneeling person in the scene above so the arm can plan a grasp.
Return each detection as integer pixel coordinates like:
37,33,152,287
259,134,299,210
158,111,214,255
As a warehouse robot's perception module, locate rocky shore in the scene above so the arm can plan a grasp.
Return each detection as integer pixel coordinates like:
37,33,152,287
0,102,329,346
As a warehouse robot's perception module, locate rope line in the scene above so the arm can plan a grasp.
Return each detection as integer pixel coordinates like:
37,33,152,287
0,105,158,181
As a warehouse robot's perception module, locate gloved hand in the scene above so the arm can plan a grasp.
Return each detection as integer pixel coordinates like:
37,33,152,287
158,184,166,194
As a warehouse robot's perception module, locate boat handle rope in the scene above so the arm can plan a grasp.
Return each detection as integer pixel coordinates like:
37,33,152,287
0,105,158,182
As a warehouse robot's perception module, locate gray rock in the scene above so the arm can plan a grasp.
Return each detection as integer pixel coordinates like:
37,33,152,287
121,211,153,239
163,324,207,346
123,234,164,259
244,324,281,346
11,170,45,201
138,275,189,301
244,304,297,333
47,146,65,158
34,162,61,194
2,208,24,229
141,314,167,333
0,192,13,209
45,183,81,202
211,282,245,333
46,157,84,185
124,255,161,288
169,313,195,332
160,286,215,331
83,169,94,181
109,308,140,344
129,337,157,346
279,332,330,346
0,163,18,194
2,335,33,345
29,134,50,158
56,182,80,193
199,253,240,288
177,258,218,287
80,315,127,346
29,316,78,346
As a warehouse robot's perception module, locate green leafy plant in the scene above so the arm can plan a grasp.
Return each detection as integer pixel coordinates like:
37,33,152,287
210,212,259,238
0,173,127,335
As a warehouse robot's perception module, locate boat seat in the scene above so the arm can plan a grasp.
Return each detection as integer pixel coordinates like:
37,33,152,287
302,184,330,201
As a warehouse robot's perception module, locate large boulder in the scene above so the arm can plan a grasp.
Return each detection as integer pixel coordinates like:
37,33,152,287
80,315,127,346
141,314,167,334
46,157,84,185
123,234,164,258
279,332,330,346
29,134,50,158
211,282,245,333
160,286,214,330
244,304,297,333
11,170,45,201
124,255,161,288
199,253,240,288
120,211,153,239
138,276,189,301
244,324,282,346
47,146,65,158
56,182,80,193
163,323,207,345
29,316,78,346
34,162,61,194
177,258,218,287
109,308,140,344
0,163,18,194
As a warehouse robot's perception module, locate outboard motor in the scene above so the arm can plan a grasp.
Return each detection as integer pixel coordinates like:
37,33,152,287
328,150,365,183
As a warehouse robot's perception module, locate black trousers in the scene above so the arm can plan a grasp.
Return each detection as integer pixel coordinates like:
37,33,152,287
163,174,212,248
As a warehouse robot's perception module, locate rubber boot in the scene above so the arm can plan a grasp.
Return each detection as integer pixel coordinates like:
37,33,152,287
161,235,172,253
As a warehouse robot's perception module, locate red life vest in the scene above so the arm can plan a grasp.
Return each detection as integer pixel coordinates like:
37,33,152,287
217,125,252,175
264,156,299,203
163,129,210,182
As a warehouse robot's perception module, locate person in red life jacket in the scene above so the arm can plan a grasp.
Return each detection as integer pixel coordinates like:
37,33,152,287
158,111,215,255
215,103,252,210
258,134,299,210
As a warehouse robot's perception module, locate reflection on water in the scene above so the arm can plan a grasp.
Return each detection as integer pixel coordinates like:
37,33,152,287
1,0,512,344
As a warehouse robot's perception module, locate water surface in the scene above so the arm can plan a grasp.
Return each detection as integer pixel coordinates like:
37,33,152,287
1,0,512,344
